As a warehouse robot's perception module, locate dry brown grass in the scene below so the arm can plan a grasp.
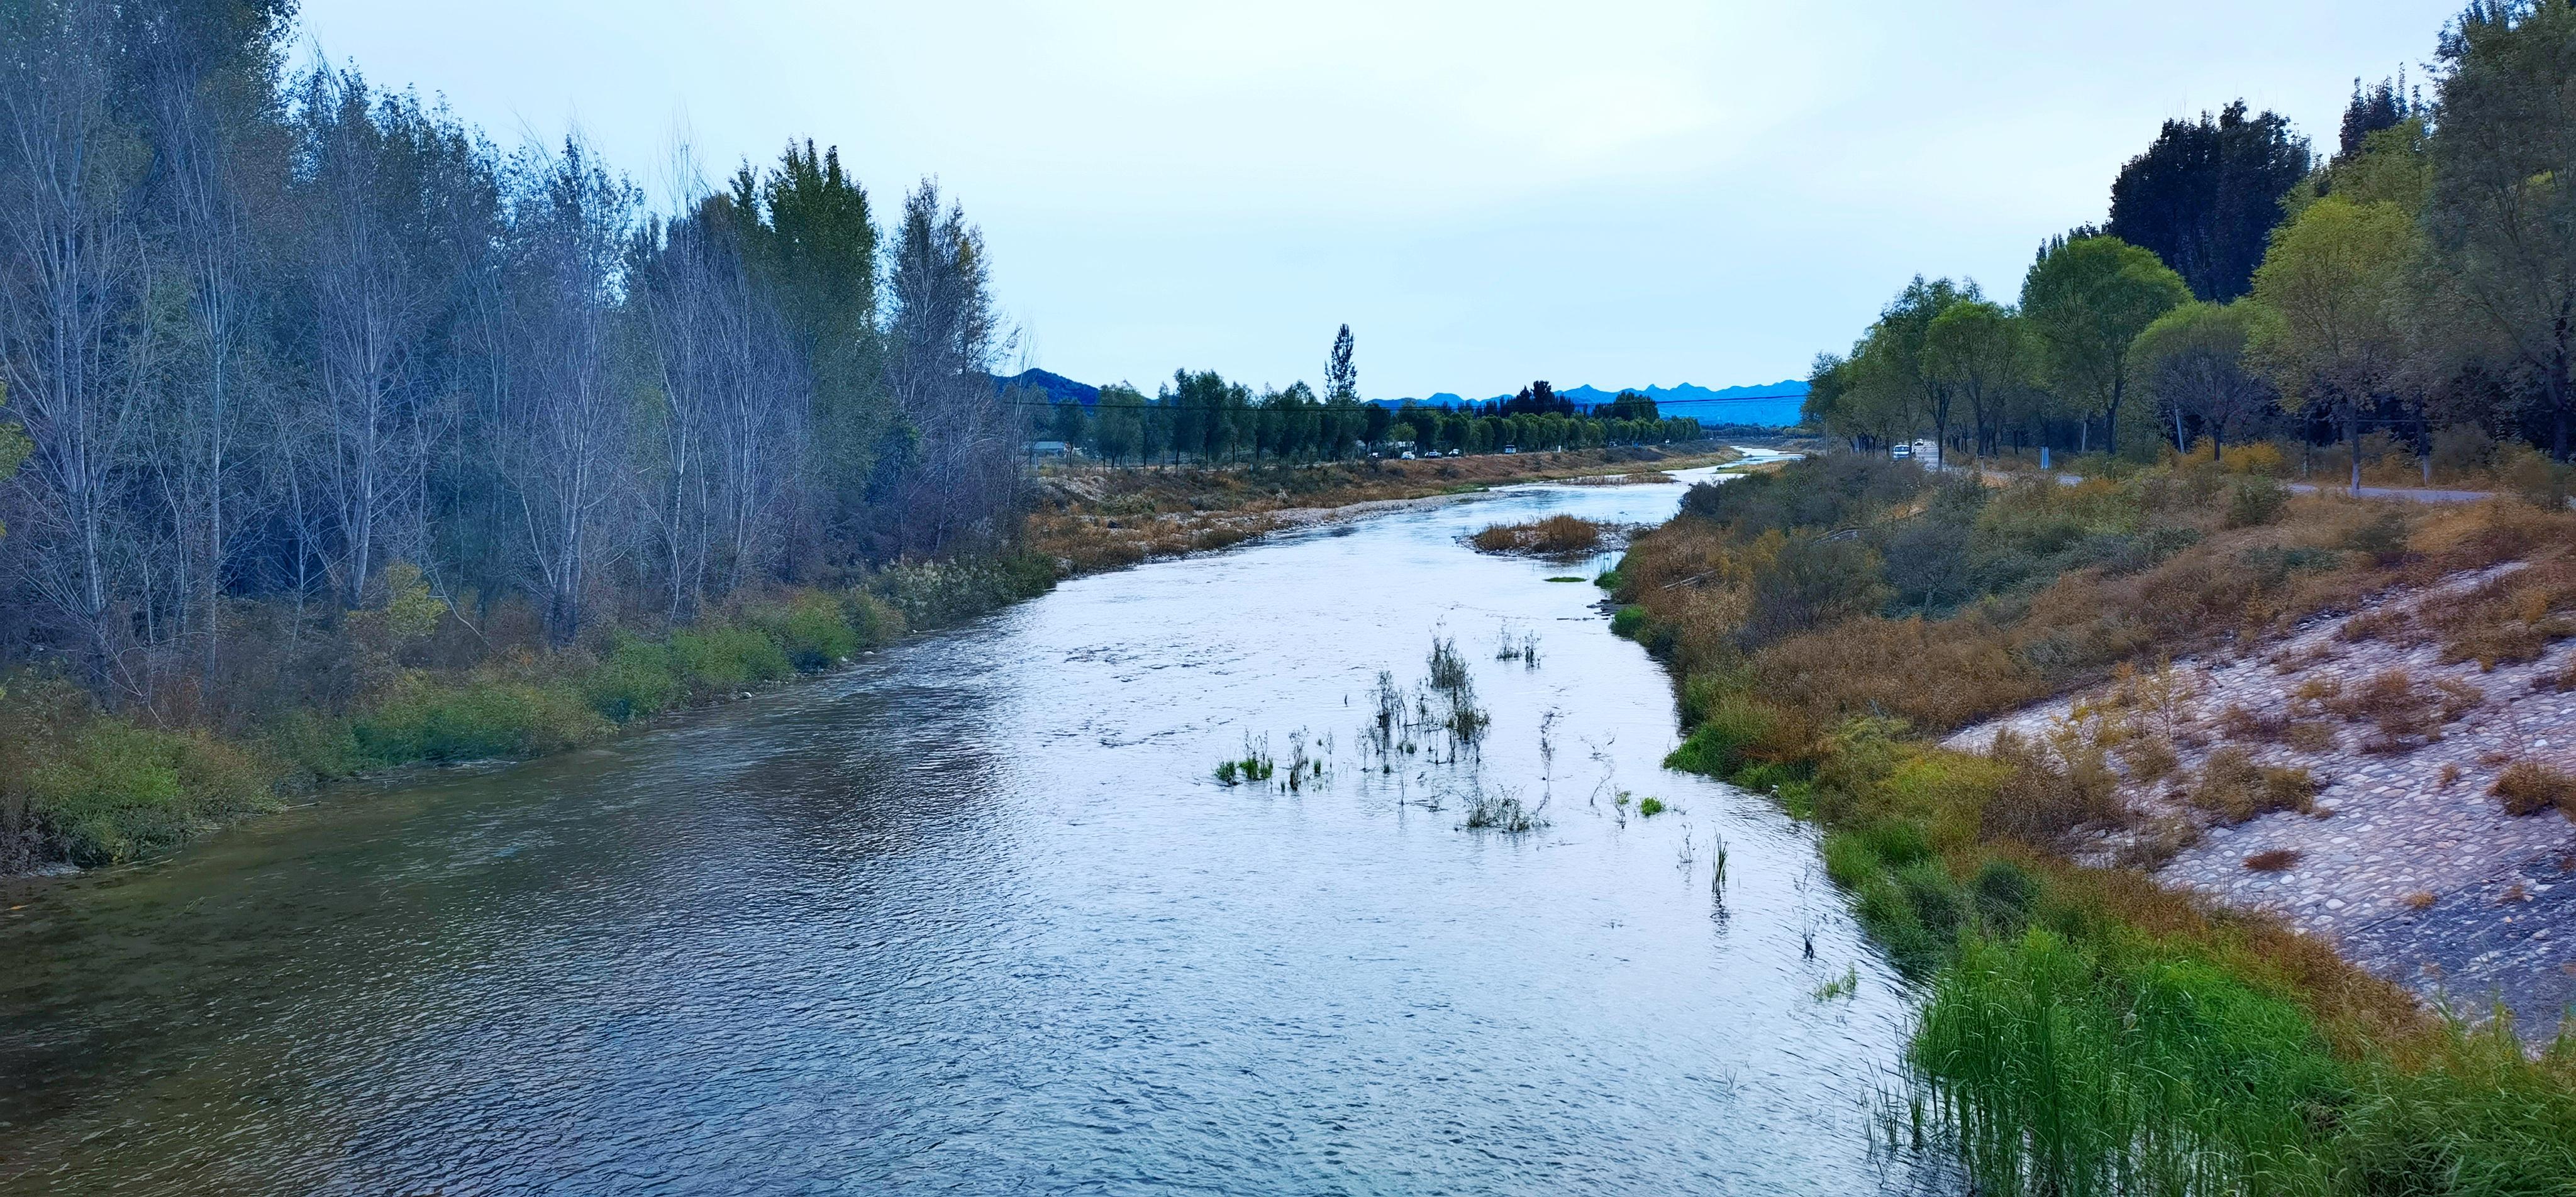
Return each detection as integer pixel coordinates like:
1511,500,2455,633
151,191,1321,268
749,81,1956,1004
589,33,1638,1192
2421,554,2576,669
2404,890,2438,910
2189,746,2320,826
2244,847,2303,871
1468,514,1609,556
2282,720,2339,753
1982,728,2128,846
2492,759,2576,819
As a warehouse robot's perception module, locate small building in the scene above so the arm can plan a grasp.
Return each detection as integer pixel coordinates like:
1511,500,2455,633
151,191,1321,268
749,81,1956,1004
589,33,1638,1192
1028,440,1072,458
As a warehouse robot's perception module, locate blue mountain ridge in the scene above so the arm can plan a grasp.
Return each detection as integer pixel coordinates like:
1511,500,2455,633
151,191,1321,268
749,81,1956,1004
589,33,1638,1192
996,370,1809,428
1381,380,1810,428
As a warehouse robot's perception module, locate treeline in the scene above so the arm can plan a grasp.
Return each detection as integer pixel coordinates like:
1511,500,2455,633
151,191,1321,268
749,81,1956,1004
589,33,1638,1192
1048,365,1702,465
1804,1,2576,485
0,0,1024,725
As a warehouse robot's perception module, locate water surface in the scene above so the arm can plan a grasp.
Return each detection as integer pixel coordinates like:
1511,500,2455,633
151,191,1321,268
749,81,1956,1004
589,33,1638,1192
1,458,1919,1194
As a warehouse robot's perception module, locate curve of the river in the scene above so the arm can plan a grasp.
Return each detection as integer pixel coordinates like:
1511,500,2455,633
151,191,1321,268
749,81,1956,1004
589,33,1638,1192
1,457,1921,1195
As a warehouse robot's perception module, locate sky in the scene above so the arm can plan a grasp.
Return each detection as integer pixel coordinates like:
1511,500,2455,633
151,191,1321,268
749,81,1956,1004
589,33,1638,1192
294,1,2460,400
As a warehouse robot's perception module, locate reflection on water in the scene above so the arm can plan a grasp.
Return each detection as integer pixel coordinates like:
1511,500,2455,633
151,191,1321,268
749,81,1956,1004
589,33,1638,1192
1,455,1923,1194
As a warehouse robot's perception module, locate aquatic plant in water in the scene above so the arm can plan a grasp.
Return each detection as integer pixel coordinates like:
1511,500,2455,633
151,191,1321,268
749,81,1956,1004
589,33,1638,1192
1213,734,1275,786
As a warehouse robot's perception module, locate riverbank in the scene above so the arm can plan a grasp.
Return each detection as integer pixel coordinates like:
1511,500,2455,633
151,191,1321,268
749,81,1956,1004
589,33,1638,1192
1607,451,2576,1192
2,445,1752,878
0,554,1060,877
0,465,1921,1194
1024,443,1744,573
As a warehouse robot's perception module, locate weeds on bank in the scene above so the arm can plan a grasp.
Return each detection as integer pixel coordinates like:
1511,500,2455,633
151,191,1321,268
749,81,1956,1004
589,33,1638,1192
0,569,1014,870
1619,451,2576,1194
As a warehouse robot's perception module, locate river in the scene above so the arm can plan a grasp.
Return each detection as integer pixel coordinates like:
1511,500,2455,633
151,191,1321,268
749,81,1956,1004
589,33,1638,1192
0,460,1921,1195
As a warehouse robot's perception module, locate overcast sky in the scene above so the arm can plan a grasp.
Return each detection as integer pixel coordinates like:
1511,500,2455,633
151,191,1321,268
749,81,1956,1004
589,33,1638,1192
296,1,2458,399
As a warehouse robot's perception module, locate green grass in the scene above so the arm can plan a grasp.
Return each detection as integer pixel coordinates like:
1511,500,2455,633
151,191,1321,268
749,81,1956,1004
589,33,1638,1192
11,709,278,867
3,580,950,869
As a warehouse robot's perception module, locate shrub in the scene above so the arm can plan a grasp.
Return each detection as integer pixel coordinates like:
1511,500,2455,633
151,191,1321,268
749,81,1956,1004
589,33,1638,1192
1609,605,1648,639
670,626,792,692
2492,759,2576,819
1468,514,1607,556
2189,746,2318,826
1663,690,1780,778
753,591,866,669
2225,478,2289,527
1982,728,2125,846
587,634,683,722
6,680,280,867
29,724,274,866
2343,512,2411,565
350,676,610,765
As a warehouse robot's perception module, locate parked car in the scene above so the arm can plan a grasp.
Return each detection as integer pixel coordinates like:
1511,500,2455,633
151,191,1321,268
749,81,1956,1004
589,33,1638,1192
1502,446,1517,455
1399,450,1417,460
1890,443,1913,460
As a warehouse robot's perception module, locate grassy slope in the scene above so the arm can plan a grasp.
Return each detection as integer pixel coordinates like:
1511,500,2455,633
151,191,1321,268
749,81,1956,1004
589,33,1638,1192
0,555,1058,872
1611,451,2576,1194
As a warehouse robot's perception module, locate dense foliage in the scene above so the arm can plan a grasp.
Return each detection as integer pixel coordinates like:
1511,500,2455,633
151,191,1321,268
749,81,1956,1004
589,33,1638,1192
0,0,1026,710
1055,375,1702,466
1806,2,2576,472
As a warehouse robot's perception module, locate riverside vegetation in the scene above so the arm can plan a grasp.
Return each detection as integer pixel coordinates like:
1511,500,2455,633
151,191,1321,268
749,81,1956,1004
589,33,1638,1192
1609,447,2576,1193
0,2,1719,875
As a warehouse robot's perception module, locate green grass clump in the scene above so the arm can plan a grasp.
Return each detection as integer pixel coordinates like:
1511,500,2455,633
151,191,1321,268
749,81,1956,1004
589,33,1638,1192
1636,796,1667,817
1664,687,1780,778
1609,605,1648,639
348,676,610,766
670,626,794,692
1914,929,2345,1196
0,676,280,867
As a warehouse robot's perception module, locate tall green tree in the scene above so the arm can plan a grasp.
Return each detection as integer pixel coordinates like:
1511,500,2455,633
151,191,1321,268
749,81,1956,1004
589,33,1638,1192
1922,300,2026,461
2126,301,2272,457
2246,196,2424,490
1325,324,1357,403
2422,0,2576,458
735,142,886,538
2020,236,2192,456
2105,102,2310,302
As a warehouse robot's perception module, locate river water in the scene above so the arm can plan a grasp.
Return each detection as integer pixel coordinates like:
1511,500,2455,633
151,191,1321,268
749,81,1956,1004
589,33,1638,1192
0,460,1921,1195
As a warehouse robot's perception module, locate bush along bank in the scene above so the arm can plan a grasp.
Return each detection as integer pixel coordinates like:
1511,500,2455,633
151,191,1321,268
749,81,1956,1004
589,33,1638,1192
1610,451,2576,1194
0,553,1058,874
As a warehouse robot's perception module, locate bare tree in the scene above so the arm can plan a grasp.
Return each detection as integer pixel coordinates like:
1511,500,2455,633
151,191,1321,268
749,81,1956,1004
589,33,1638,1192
496,136,636,645
0,0,155,678
292,67,470,607
882,179,1019,558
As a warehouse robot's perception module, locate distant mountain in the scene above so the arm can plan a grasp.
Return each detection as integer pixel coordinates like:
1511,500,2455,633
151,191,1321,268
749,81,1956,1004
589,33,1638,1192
992,368,1099,407
1370,380,1811,428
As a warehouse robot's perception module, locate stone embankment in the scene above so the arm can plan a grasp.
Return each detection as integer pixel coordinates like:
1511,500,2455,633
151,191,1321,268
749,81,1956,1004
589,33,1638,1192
1946,564,2576,1040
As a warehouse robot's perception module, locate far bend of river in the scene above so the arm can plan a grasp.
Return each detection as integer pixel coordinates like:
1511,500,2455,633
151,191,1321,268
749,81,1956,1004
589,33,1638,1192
0,458,1924,1195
